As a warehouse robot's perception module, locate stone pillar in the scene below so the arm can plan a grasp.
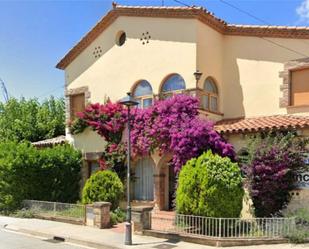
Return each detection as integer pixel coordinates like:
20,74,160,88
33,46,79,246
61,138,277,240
86,202,111,229
132,206,153,234
86,204,94,226
154,174,166,210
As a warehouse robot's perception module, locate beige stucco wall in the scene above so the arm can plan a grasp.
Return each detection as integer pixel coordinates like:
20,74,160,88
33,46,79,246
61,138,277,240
66,16,198,102
63,14,309,153
66,128,106,154
194,20,309,119
222,36,309,119
196,21,224,114
65,16,198,153
226,128,309,152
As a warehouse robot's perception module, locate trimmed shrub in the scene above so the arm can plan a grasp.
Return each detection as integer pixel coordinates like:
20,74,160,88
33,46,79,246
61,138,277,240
82,170,124,210
0,141,81,212
176,150,244,217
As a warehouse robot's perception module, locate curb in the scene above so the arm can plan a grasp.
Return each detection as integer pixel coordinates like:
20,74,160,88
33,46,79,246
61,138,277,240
144,230,289,247
4,225,122,249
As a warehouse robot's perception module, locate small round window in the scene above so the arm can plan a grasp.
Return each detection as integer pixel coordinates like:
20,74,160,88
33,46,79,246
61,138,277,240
116,31,126,46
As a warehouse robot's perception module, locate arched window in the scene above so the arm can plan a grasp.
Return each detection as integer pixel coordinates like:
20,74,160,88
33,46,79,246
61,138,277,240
133,80,153,108
161,74,186,99
202,77,219,112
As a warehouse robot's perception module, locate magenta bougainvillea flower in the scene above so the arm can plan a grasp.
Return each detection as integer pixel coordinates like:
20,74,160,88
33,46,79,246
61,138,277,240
130,94,235,172
76,100,127,143
242,135,307,217
74,95,235,172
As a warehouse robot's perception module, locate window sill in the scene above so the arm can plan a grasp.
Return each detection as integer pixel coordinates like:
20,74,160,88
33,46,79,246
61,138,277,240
198,108,224,116
286,105,309,115
287,105,309,109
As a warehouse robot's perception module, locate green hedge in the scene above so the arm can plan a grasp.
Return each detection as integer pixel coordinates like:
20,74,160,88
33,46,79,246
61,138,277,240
82,170,124,210
0,141,81,212
176,150,244,217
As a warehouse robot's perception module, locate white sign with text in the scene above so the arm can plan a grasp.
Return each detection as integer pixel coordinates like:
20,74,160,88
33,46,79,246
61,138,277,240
295,154,309,189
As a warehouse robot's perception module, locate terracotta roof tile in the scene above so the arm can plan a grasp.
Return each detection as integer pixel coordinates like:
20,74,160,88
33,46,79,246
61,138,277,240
214,115,309,134
32,135,67,148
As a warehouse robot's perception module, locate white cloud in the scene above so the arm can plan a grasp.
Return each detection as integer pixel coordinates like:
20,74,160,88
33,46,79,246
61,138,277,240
296,0,309,24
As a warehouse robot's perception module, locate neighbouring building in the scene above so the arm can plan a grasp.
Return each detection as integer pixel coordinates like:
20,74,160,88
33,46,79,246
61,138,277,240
56,3,309,211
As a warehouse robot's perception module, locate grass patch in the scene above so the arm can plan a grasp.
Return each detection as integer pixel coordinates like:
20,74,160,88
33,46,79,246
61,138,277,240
11,209,35,218
285,208,309,243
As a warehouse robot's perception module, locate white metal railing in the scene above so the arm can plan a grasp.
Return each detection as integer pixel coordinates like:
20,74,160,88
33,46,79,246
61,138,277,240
23,200,85,223
151,213,296,239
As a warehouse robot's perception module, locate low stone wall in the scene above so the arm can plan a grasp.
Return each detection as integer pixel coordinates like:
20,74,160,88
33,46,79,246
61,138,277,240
85,202,111,229
33,215,85,226
131,206,153,234
286,189,309,213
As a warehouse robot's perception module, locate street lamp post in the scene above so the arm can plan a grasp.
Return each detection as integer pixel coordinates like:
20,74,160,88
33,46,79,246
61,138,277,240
119,92,138,246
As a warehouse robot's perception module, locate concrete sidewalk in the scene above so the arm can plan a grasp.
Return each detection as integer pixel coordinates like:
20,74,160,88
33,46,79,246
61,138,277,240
0,216,308,249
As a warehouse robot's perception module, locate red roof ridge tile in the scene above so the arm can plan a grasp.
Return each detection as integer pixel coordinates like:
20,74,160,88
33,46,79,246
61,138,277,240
56,4,309,70
228,24,309,30
214,114,309,134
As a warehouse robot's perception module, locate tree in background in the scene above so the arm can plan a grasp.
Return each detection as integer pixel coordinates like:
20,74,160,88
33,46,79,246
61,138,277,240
0,141,81,212
0,96,65,142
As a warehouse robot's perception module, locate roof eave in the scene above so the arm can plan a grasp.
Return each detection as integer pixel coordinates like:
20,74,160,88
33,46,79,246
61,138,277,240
56,9,118,70
55,5,309,71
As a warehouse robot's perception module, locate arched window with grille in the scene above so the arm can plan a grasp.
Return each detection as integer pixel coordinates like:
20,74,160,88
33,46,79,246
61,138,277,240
202,77,219,112
160,74,186,99
132,80,153,108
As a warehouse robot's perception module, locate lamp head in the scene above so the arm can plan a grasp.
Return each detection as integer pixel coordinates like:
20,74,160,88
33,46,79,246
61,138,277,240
193,70,203,82
119,92,139,107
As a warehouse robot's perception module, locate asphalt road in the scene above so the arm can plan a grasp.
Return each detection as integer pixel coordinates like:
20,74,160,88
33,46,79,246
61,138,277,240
0,217,91,249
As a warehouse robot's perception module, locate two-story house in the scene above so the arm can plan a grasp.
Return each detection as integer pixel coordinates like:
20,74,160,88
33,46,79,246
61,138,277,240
56,3,309,211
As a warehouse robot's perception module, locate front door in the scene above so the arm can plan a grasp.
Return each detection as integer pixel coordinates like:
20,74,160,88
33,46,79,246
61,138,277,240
133,157,154,201
168,165,176,210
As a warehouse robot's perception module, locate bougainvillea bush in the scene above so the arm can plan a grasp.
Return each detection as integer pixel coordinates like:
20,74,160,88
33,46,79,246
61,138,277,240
74,101,127,143
176,150,244,217
241,132,308,217
71,95,235,173
69,100,128,175
99,142,127,180
131,95,235,172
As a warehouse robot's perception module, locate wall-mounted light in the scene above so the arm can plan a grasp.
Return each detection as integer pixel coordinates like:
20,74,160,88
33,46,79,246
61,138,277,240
194,70,203,84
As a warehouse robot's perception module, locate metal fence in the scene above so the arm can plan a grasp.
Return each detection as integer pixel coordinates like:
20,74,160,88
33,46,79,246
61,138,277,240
23,200,86,224
151,213,296,239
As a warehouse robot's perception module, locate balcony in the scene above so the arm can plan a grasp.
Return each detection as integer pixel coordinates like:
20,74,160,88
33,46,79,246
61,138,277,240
153,88,223,119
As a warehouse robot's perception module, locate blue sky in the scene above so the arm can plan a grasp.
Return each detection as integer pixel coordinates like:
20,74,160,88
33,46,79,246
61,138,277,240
0,0,309,102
